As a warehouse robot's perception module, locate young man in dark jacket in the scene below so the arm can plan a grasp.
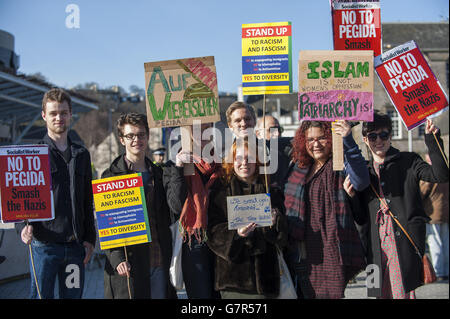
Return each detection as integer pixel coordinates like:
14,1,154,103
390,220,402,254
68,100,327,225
102,113,173,299
19,88,96,299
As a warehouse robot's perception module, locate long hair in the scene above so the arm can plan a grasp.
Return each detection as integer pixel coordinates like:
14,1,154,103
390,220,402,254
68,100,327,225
222,138,266,184
291,121,332,168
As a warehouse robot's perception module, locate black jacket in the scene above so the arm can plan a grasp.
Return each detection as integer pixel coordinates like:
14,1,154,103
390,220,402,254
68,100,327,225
352,133,449,297
162,162,187,223
18,134,96,246
101,154,172,299
206,175,288,297
266,136,293,189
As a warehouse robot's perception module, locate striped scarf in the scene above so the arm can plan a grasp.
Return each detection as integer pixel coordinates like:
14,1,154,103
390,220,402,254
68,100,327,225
284,159,365,267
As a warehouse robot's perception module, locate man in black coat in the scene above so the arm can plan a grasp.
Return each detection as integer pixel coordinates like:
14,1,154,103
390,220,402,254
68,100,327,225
102,113,173,299
19,88,96,299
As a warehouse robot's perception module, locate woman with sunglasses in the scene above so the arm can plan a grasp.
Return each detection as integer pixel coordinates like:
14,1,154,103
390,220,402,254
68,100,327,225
345,111,449,299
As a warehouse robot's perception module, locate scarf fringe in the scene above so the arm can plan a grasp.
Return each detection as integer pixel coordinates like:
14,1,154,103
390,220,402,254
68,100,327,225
180,224,208,249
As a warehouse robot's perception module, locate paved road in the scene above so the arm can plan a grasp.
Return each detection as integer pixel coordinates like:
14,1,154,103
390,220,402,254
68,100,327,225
0,256,448,299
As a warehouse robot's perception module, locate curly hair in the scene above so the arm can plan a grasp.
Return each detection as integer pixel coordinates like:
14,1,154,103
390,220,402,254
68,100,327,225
291,121,332,168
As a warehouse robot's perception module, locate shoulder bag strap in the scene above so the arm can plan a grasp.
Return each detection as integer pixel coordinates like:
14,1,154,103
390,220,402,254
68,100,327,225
369,184,422,258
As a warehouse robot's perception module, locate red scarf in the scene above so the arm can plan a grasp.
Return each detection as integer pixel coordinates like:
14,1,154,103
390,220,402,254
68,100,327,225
180,159,221,244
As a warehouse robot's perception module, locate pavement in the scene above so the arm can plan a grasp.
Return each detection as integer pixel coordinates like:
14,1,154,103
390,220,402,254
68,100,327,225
0,254,448,299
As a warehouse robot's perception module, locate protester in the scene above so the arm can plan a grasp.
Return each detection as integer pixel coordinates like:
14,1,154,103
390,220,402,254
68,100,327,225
163,122,221,299
226,101,256,138
19,88,96,299
102,113,173,299
345,112,449,298
256,115,293,188
420,155,449,282
284,120,368,299
206,138,288,298
255,115,283,140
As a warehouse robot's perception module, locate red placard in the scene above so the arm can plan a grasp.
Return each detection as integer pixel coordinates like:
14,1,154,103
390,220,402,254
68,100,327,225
0,145,54,223
331,0,382,56
92,176,144,195
242,25,292,38
375,41,449,130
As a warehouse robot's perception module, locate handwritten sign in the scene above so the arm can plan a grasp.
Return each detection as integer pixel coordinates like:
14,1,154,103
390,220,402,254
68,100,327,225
298,50,373,122
144,56,220,128
92,173,151,250
242,21,292,95
226,193,272,230
0,145,54,223
375,41,449,130
331,0,382,56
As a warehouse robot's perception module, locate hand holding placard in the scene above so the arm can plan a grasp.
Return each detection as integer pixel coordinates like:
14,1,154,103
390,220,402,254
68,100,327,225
227,193,272,230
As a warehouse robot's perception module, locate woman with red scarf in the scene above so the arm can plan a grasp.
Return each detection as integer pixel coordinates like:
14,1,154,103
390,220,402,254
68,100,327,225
163,123,221,299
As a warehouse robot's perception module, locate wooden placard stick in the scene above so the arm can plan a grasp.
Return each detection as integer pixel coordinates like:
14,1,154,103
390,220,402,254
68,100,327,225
332,122,344,171
180,125,195,176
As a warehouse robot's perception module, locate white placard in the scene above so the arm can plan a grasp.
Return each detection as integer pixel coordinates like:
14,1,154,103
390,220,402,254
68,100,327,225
226,193,272,230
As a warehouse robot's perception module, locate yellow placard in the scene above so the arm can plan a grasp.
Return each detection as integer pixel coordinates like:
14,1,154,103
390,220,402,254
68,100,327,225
98,222,147,238
242,36,290,56
242,73,290,83
94,186,142,212
242,86,291,95
99,234,150,250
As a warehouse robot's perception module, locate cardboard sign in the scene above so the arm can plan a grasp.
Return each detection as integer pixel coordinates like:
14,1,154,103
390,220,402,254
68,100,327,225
0,145,54,223
331,0,382,56
331,122,345,171
242,21,292,95
298,50,373,122
144,56,220,128
375,41,449,130
92,173,151,250
226,193,272,230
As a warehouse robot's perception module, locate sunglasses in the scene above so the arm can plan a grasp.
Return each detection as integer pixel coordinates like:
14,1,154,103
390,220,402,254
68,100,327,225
367,131,390,142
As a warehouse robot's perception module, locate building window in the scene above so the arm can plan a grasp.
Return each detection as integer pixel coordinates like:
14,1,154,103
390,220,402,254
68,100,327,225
418,123,426,136
387,109,402,139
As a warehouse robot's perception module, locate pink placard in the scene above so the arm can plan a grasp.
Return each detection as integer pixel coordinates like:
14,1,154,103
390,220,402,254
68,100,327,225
298,90,373,122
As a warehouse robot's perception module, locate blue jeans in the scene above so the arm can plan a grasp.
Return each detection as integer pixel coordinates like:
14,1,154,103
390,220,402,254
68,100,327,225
29,240,86,299
427,223,449,277
150,266,167,299
182,237,215,299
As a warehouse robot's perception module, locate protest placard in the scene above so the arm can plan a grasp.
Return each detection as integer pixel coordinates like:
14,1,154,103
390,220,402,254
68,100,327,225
242,21,292,95
0,145,54,223
226,193,272,230
298,50,374,122
374,41,449,130
144,56,220,129
92,173,151,250
331,0,382,56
